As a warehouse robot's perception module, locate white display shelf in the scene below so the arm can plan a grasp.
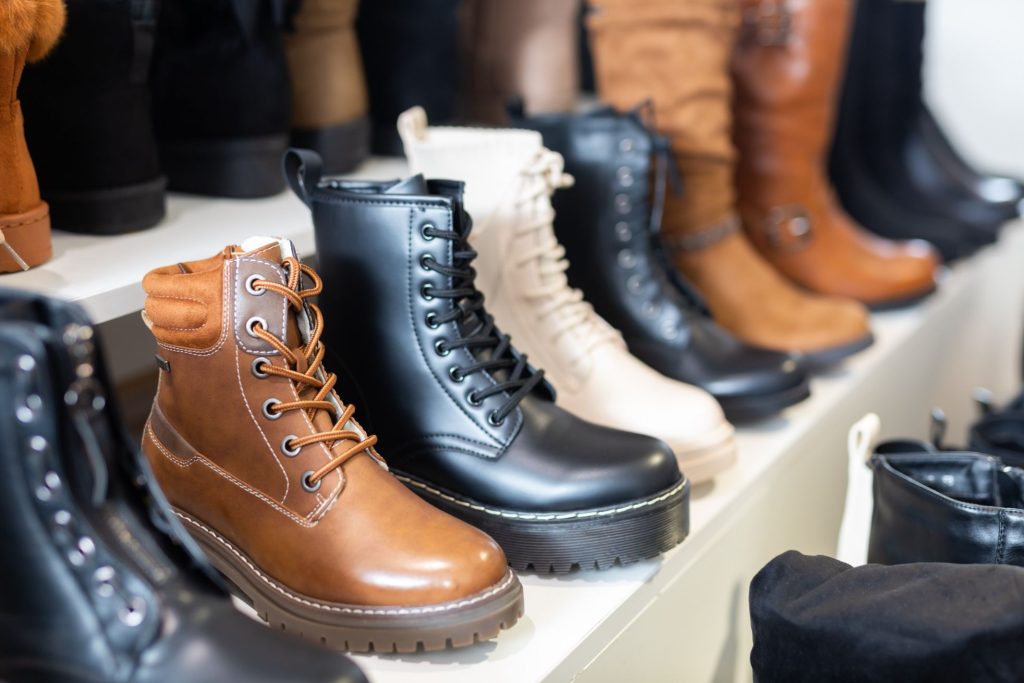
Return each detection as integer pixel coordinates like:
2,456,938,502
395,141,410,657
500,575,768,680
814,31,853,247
0,157,409,323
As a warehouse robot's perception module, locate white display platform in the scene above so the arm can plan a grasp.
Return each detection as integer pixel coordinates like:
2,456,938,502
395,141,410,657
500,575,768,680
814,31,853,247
4,153,1022,683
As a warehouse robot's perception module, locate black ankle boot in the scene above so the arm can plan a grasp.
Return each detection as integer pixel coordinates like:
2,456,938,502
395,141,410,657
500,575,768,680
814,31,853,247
829,0,1005,260
513,106,810,421
287,149,689,573
151,0,290,198
868,439,1024,566
0,290,366,682
356,0,460,156
19,0,165,234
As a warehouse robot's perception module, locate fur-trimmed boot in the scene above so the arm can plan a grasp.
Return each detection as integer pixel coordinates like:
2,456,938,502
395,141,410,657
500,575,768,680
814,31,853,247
0,0,64,271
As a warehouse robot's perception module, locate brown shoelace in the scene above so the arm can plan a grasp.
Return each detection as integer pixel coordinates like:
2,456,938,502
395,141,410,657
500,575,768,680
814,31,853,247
249,257,378,488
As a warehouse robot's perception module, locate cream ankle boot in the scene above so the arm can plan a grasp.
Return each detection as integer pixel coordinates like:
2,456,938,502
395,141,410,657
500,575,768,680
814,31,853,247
399,107,737,483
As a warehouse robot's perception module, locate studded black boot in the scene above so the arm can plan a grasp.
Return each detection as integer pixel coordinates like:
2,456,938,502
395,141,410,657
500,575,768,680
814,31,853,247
0,289,366,683
287,149,690,573
514,106,810,421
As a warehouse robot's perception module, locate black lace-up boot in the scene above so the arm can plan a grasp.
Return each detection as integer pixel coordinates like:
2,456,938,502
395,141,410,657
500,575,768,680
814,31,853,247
0,289,366,682
514,105,810,420
287,149,689,573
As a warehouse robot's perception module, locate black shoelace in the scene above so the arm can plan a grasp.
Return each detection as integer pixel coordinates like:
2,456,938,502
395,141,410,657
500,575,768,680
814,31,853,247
422,215,544,425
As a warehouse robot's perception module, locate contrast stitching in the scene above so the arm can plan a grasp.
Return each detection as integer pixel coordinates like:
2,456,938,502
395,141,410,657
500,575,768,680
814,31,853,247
234,344,290,501
997,510,1008,564
179,512,517,616
145,421,320,528
233,257,288,356
396,475,688,521
156,265,231,357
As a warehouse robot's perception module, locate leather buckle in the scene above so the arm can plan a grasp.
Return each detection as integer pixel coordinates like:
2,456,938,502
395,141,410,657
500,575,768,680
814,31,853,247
764,205,813,252
743,0,792,47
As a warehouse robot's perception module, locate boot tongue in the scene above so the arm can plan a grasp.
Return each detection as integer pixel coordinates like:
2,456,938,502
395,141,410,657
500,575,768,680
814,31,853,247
384,174,430,196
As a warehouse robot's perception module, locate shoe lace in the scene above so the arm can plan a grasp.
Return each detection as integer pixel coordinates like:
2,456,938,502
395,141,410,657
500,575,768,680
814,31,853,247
513,149,621,356
422,216,545,425
248,257,378,488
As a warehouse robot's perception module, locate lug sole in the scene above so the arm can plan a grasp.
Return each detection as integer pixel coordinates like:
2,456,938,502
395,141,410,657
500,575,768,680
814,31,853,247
395,475,690,573
45,176,166,234
0,203,52,272
175,509,524,653
795,332,875,371
718,378,812,423
291,116,371,175
160,135,288,198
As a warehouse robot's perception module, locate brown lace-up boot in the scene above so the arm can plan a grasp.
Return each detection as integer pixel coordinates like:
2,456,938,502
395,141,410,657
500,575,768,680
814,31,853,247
587,0,872,365
0,0,64,272
732,0,940,309
140,237,522,653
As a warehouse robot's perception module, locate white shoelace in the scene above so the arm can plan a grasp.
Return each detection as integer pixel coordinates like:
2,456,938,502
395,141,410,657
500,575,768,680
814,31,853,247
512,149,620,358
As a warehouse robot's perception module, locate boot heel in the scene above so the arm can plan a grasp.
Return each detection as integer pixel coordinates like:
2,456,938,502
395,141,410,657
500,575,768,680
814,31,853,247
46,176,166,235
290,116,370,174
161,136,288,198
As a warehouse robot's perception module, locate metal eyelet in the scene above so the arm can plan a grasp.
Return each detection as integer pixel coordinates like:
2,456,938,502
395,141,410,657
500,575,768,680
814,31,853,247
54,510,72,527
488,411,505,427
618,250,636,269
421,283,434,301
245,274,266,296
68,535,95,567
301,471,321,493
627,275,643,292
94,566,116,598
615,194,632,214
251,357,271,379
619,138,635,153
434,339,450,356
118,596,147,628
449,366,465,382
615,222,632,242
420,254,435,271
262,399,282,420
616,166,635,187
467,390,483,407
281,435,301,457
425,312,440,329
36,471,61,502
28,435,48,455
662,321,681,340
17,354,36,372
246,316,268,338
421,223,436,240
643,301,660,317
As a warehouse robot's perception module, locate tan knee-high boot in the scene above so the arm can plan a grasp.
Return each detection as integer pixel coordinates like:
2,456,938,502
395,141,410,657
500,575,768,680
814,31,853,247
588,0,872,362
0,0,65,273
732,0,939,308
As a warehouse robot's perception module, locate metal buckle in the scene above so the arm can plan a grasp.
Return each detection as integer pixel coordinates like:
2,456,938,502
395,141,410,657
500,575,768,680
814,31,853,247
764,205,813,252
743,0,793,47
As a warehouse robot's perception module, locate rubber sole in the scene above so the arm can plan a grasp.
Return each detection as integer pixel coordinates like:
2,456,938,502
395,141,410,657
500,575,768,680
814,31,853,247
0,203,51,272
395,475,690,573
717,377,812,423
291,116,370,174
45,176,166,234
796,332,875,371
866,283,938,312
160,135,288,198
176,509,524,653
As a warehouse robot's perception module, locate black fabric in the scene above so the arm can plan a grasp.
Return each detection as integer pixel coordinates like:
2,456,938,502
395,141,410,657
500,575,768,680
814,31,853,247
0,289,367,682
970,391,1024,468
356,0,460,156
868,443,1024,565
750,551,1024,683
151,0,290,142
514,107,809,420
828,0,1003,261
20,0,162,192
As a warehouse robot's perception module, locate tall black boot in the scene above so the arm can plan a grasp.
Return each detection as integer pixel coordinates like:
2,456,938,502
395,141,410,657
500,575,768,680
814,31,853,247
0,289,366,683
829,0,1005,260
512,105,810,421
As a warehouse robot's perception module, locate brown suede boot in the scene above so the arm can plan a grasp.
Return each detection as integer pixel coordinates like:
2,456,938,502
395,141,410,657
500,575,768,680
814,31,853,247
732,0,940,309
0,0,64,273
285,0,369,173
140,237,523,652
459,0,581,124
588,0,872,363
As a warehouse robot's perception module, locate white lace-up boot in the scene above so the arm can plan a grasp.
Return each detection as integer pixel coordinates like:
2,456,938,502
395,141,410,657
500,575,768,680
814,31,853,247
399,107,737,483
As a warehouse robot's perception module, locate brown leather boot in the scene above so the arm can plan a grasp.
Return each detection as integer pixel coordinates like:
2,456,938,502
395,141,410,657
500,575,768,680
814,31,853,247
140,238,523,653
0,0,64,273
285,0,369,173
459,0,581,124
587,0,872,364
732,0,940,309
